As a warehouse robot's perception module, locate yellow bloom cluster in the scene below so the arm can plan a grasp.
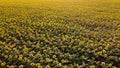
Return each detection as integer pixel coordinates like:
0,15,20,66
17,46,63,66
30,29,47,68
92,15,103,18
0,0,120,68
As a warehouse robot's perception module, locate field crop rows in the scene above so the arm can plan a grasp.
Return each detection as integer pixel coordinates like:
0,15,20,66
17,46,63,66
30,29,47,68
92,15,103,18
0,0,120,68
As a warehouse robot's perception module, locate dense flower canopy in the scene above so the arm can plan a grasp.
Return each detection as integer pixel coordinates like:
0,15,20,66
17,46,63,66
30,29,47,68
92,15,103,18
0,0,120,68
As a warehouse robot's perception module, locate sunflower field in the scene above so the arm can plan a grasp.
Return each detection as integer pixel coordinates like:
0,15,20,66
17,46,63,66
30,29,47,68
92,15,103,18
0,0,120,68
